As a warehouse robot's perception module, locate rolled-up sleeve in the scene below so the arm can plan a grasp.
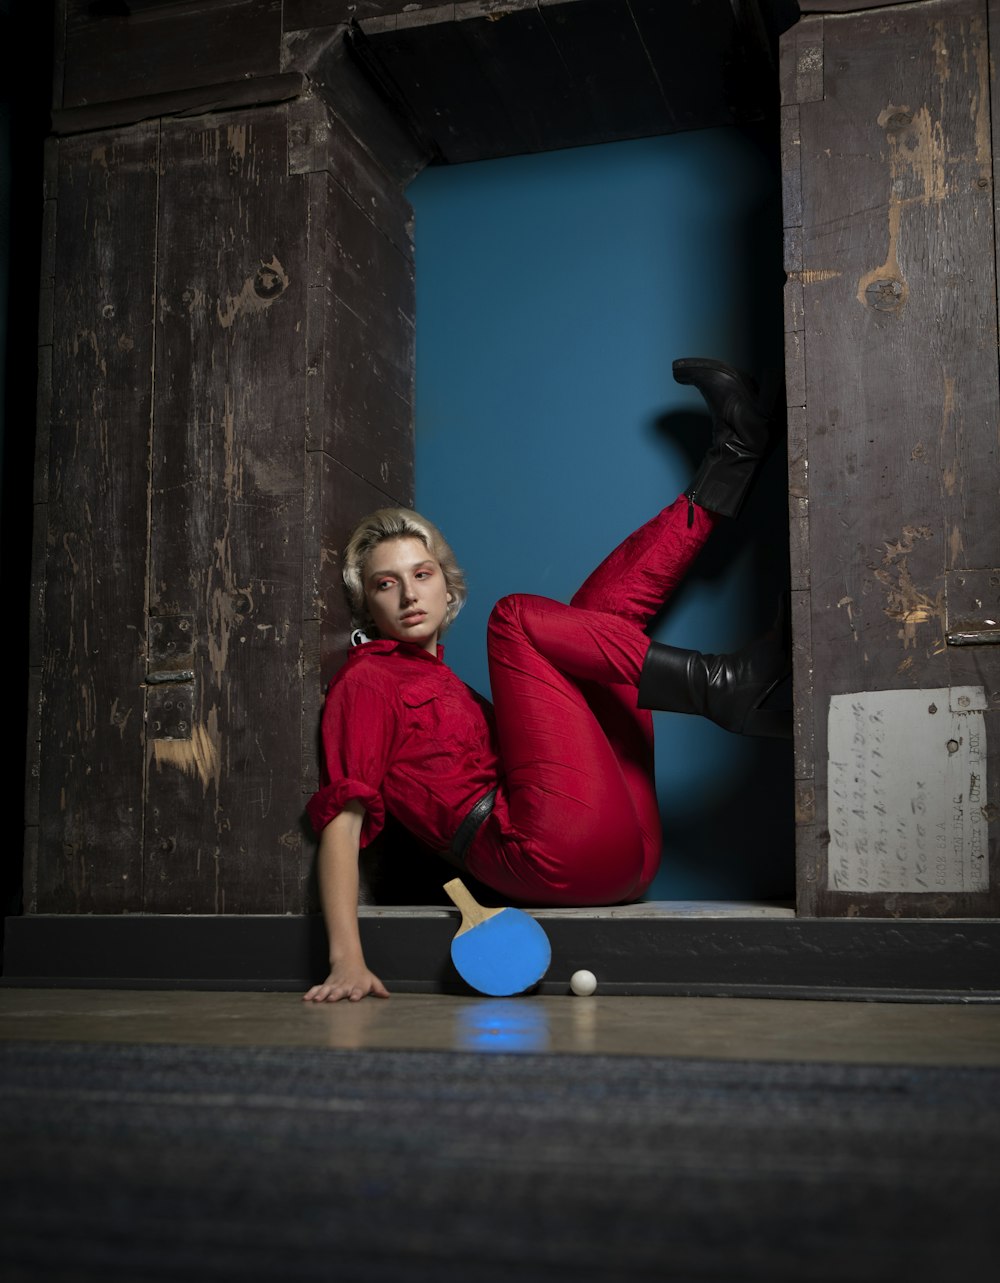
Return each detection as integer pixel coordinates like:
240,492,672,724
306,673,397,845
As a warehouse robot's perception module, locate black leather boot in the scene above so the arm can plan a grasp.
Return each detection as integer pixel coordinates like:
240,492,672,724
637,598,792,739
673,357,782,521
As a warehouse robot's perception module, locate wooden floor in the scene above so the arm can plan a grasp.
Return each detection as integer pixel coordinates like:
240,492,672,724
2,988,999,1064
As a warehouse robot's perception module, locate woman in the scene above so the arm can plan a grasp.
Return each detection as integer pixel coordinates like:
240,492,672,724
303,359,788,1002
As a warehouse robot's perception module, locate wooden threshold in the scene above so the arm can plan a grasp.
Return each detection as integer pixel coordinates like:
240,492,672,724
3,910,998,1002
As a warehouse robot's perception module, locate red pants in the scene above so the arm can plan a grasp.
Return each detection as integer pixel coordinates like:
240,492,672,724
465,496,717,906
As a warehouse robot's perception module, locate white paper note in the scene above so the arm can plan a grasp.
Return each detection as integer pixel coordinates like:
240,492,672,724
827,687,989,894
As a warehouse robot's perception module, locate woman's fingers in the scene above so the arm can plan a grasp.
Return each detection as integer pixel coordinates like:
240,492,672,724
302,970,391,1002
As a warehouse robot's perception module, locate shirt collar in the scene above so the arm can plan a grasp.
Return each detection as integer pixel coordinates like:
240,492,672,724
355,638,445,663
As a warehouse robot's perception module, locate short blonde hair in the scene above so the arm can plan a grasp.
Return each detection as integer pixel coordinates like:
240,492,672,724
342,508,468,635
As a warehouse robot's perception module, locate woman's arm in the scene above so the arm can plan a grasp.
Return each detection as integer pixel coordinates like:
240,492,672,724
302,800,390,1002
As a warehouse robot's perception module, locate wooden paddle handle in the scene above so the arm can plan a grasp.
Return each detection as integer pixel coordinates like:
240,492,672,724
443,878,496,929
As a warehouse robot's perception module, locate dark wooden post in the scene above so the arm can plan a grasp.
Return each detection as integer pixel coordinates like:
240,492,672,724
782,0,999,916
28,1,426,916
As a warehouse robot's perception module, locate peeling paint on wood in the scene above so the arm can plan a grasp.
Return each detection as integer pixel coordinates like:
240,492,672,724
150,717,221,795
216,256,289,329
875,526,944,650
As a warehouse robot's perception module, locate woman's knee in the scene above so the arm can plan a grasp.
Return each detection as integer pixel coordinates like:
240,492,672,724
488,593,542,641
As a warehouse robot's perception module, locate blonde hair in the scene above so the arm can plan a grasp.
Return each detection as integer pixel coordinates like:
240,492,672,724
342,508,468,635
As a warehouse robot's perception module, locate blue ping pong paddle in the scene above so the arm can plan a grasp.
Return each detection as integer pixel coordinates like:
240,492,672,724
443,879,551,997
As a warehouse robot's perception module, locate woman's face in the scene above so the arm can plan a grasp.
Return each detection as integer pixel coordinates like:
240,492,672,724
363,536,452,655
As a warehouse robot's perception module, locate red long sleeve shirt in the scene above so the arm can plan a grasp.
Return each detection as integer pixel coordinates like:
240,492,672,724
306,640,502,852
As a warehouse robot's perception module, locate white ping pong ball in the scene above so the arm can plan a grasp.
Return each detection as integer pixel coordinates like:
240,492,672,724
570,969,597,996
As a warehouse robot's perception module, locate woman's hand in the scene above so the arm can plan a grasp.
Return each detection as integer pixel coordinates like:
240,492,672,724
304,803,389,1002
303,960,390,1003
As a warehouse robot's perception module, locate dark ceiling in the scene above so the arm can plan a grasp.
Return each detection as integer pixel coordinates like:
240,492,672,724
352,0,800,165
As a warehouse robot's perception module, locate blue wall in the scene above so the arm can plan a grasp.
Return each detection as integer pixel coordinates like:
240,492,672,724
409,129,793,900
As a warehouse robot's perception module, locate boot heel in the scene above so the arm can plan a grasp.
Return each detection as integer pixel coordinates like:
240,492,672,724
672,357,759,397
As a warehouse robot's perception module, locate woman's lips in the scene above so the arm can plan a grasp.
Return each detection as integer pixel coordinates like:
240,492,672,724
401,611,426,625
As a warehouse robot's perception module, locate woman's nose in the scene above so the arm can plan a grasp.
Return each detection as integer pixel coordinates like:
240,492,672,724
401,580,416,604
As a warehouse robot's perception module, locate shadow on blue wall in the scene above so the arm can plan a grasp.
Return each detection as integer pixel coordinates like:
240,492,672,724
409,128,793,901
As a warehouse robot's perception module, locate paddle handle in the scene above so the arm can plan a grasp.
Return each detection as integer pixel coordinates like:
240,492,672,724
443,878,498,931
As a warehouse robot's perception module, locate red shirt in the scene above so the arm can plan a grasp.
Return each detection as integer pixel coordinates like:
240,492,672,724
306,640,502,851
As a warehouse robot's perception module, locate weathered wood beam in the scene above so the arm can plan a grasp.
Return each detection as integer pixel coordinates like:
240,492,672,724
51,72,305,136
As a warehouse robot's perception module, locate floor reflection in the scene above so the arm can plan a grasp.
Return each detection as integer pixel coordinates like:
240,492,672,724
453,999,551,1053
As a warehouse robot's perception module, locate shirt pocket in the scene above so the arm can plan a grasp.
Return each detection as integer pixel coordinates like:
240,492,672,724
399,678,440,735
400,676,484,761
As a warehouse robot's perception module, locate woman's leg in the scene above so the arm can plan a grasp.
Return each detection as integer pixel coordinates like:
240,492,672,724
572,496,791,739
471,496,717,905
471,363,785,903
479,591,657,905
571,495,717,627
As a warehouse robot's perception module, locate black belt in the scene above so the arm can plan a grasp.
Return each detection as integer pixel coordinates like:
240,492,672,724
448,788,497,864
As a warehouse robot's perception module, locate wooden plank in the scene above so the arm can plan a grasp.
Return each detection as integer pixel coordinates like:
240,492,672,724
27,500,47,676
21,827,39,916
537,0,674,143
303,168,414,497
342,0,786,168
144,107,309,915
453,1,592,155
301,616,322,796
8,912,1000,996
780,103,802,231
24,668,43,831
287,98,414,261
357,0,782,159
783,223,806,414
797,0,998,916
783,315,805,412
628,0,773,131
779,23,813,912
798,0,903,9
37,284,53,349
38,196,56,288
306,168,415,331
34,346,52,509
52,0,67,112
947,0,1000,904
357,8,524,163
304,174,414,487
283,0,396,30
786,403,809,582
62,0,282,109
790,584,814,778
961,0,1000,576
36,123,159,913
306,284,414,484
51,73,305,137
286,93,333,176
302,450,345,663
284,25,429,186
779,13,823,107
